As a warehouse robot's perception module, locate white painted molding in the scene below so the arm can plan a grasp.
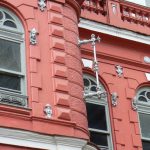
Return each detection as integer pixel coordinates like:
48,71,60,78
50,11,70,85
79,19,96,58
0,128,90,150
79,18,150,45
144,56,150,63
82,58,93,69
145,73,150,81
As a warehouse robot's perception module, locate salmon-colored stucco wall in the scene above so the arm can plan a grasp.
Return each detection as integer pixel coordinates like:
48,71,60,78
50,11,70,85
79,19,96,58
0,0,89,141
0,0,149,150
79,28,150,150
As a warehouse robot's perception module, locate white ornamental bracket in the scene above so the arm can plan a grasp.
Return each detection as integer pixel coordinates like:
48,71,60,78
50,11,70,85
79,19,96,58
30,28,38,45
79,34,106,99
132,96,137,111
44,104,52,118
111,92,118,106
38,0,46,11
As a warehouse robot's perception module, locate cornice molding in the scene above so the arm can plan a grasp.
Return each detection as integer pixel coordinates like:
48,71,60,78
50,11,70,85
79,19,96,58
81,49,150,73
79,18,150,45
0,127,88,149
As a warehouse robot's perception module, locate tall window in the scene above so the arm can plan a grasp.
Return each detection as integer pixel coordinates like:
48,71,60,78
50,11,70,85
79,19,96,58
136,87,150,150
83,74,113,150
0,7,27,107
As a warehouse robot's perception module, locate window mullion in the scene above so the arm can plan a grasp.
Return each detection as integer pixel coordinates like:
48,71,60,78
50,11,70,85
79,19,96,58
0,69,24,77
142,137,150,141
89,128,109,134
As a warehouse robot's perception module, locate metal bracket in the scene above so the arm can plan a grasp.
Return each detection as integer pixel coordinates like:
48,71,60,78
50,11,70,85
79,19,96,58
38,0,46,11
30,28,38,45
44,104,52,118
84,90,107,99
79,34,107,99
78,34,100,46
111,92,118,106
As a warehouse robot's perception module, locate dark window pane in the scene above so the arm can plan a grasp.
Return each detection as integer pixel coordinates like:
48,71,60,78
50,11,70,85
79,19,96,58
0,39,21,72
0,11,3,20
91,80,96,86
86,103,107,130
138,96,147,102
84,78,90,87
91,86,96,92
90,131,108,146
146,91,150,99
142,141,150,150
0,73,20,91
139,113,150,138
139,91,146,96
4,21,17,28
4,12,14,20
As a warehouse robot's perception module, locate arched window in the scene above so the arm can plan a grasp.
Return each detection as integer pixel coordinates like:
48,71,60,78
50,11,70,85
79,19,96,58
136,87,150,150
83,74,113,150
0,7,27,107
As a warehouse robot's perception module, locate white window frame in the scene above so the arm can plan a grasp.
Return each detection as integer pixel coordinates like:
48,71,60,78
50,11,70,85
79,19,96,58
136,87,150,148
0,7,27,107
83,74,113,150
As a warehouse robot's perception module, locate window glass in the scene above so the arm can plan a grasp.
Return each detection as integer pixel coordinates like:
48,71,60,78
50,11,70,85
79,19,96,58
0,74,21,91
86,103,107,130
0,39,21,72
4,12,14,20
0,11,3,20
139,113,150,138
142,141,150,150
4,21,17,28
90,131,108,146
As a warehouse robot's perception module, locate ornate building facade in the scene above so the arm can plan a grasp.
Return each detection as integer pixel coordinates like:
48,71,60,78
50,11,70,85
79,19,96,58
0,0,150,150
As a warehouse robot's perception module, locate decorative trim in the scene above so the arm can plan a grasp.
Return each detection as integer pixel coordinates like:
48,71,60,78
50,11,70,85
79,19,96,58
144,56,150,63
0,128,88,150
81,0,107,16
112,4,117,15
145,73,150,81
44,104,52,118
30,28,38,45
38,0,46,11
111,92,118,107
79,18,150,45
82,58,93,69
115,65,123,77
0,90,27,107
132,96,137,111
83,74,107,100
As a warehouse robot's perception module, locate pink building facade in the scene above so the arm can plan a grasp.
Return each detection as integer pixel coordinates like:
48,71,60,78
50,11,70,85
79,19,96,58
0,0,150,150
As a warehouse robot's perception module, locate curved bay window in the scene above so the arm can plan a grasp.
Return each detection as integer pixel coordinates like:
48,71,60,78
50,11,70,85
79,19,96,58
136,87,150,150
83,74,113,150
0,7,27,107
